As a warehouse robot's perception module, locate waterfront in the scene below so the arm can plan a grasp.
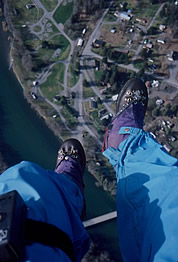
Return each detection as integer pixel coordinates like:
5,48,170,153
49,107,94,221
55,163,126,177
0,21,121,260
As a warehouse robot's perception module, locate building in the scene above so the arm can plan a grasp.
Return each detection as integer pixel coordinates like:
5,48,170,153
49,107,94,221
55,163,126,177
26,4,35,9
159,24,166,31
163,143,173,152
92,39,105,48
112,94,118,101
77,38,83,47
110,28,116,34
89,98,97,109
167,51,175,62
114,11,131,21
157,39,166,44
120,12,131,21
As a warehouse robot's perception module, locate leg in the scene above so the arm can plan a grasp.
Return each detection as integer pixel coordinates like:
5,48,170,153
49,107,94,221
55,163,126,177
102,78,178,262
0,139,89,262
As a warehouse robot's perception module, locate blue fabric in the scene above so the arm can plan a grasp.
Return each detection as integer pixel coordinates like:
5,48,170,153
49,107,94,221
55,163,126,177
103,127,178,262
0,161,90,262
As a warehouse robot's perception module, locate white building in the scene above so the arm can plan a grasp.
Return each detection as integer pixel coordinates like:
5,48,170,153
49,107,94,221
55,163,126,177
77,38,83,47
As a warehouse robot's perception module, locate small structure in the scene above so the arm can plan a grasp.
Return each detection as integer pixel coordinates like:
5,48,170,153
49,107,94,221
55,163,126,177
156,99,164,106
26,4,35,9
157,39,166,44
92,39,105,48
110,28,116,34
151,80,159,88
159,24,166,31
77,38,83,47
82,28,87,35
112,94,118,101
31,92,38,100
100,113,113,121
33,81,39,86
167,51,175,62
89,98,97,109
163,143,173,152
145,43,153,49
136,18,147,24
120,12,131,21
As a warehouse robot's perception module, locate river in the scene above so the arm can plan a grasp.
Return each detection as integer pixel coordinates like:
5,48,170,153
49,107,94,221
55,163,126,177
0,19,122,261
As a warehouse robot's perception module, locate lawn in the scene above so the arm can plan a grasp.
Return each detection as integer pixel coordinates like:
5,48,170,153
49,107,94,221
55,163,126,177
47,34,71,60
33,34,70,64
61,107,78,130
125,0,161,24
40,0,58,12
40,63,65,101
67,53,79,87
7,0,44,26
83,86,95,99
53,2,73,24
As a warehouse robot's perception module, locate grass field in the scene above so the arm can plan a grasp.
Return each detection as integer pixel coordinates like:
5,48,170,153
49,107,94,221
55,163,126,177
53,2,73,24
40,63,65,101
40,0,58,12
8,0,44,26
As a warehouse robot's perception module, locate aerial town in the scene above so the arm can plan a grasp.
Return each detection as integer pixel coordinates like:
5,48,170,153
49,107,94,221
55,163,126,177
0,0,178,261
1,0,178,194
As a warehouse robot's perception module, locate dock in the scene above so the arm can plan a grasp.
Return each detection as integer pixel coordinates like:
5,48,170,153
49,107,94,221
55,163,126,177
83,211,117,228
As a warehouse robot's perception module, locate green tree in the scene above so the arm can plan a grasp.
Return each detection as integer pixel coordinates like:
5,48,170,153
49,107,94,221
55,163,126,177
152,107,160,117
83,79,89,87
137,68,144,77
102,56,107,64
75,61,80,72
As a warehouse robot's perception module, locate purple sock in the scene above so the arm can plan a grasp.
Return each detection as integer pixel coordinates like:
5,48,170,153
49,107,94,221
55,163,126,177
103,103,144,150
55,157,84,195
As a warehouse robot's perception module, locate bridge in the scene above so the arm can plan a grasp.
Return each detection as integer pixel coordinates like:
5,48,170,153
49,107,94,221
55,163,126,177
83,211,117,228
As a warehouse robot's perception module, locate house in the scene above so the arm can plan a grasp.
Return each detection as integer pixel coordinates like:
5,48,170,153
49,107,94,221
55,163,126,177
77,38,83,47
26,4,35,9
120,12,131,21
89,98,97,109
92,39,105,48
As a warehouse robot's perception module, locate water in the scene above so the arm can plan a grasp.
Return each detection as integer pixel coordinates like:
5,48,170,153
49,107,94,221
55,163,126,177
0,19,121,261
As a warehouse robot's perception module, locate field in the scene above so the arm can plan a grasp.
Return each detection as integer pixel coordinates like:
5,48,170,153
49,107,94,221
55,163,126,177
53,1,73,24
40,63,65,101
40,0,58,12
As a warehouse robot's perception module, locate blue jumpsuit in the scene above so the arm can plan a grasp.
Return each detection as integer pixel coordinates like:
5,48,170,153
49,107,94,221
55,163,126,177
103,127,178,262
0,161,90,262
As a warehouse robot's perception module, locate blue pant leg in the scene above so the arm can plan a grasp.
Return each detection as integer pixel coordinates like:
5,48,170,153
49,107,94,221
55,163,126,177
103,127,178,262
0,161,90,262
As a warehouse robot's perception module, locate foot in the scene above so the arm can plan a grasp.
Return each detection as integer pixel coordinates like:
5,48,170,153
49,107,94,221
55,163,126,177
56,138,86,173
102,78,148,152
115,78,148,120
55,138,86,219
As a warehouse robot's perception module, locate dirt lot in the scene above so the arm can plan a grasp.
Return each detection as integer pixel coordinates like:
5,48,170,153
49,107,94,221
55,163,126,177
101,24,129,48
